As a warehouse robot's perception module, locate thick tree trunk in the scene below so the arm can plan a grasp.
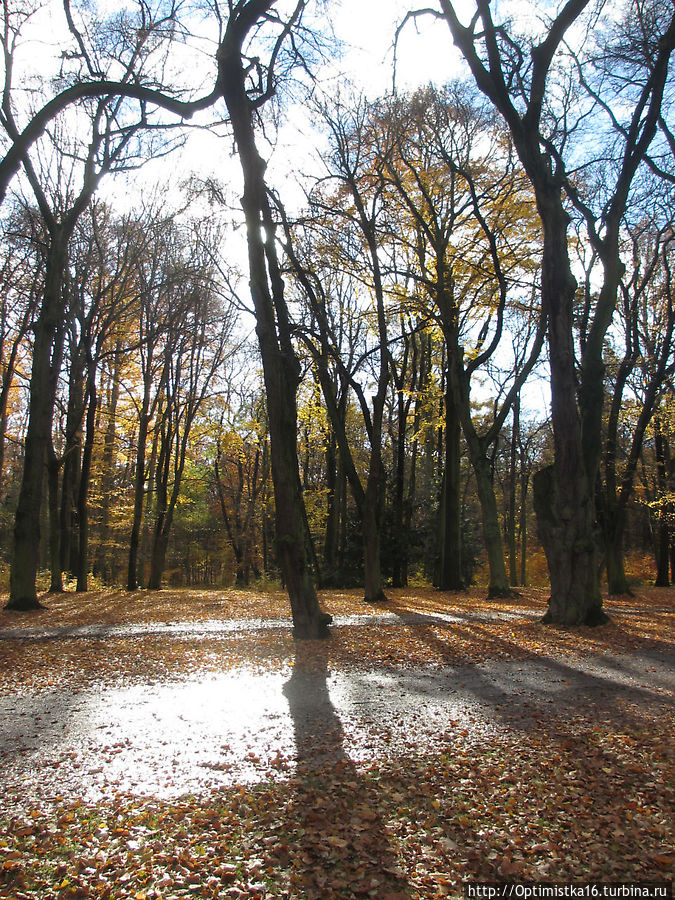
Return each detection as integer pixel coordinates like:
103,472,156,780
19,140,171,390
437,382,463,590
534,194,606,626
148,528,169,590
220,24,330,638
8,236,68,610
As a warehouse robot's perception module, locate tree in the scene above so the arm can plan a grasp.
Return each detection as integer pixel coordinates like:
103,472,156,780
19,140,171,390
125,214,181,590
147,229,231,589
0,203,40,495
0,0,220,204
374,86,545,596
429,0,675,624
2,0,191,608
217,0,331,638
598,201,675,593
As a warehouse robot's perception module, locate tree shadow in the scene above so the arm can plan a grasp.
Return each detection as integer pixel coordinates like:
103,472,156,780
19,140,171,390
282,640,410,899
384,597,674,737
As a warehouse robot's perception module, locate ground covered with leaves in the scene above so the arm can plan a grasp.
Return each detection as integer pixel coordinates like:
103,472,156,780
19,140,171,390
0,587,673,899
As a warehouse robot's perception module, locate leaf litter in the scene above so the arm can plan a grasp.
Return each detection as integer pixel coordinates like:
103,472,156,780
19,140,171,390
0,586,672,898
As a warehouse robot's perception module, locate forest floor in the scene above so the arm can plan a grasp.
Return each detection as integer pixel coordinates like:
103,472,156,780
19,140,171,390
0,585,673,899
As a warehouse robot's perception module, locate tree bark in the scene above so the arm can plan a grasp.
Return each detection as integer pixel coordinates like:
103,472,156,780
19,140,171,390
437,380,463,590
534,193,605,625
7,232,68,610
94,348,121,583
76,366,97,591
127,408,151,591
653,416,670,587
508,397,520,586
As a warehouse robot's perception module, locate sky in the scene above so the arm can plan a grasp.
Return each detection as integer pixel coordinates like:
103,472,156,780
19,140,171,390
5,0,552,416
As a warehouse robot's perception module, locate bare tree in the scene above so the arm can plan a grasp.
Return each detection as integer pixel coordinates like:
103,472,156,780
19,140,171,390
423,0,675,624
217,0,331,638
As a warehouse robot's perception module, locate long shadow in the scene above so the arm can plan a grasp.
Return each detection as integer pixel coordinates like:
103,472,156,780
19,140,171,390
384,597,675,736
371,600,675,881
283,640,411,898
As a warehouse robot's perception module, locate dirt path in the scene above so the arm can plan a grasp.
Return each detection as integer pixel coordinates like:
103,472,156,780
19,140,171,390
0,589,673,898
1,607,672,811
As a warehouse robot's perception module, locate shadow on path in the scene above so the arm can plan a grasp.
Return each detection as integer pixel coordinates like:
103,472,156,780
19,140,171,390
282,641,410,899
385,598,675,736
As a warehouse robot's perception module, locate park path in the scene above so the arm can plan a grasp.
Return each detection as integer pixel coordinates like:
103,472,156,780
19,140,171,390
0,608,673,813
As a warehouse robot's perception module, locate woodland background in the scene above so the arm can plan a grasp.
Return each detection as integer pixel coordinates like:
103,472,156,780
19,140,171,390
0,0,674,610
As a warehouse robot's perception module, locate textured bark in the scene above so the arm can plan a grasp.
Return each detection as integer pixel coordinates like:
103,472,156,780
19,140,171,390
473,453,511,598
437,382,463,590
534,464,606,625
534,192,605,625
7,234,69,610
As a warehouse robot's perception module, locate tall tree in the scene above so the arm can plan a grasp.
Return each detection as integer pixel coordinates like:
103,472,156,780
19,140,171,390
147,234,230,589
429,0,675,624
217,0,331,638
375,86,544,596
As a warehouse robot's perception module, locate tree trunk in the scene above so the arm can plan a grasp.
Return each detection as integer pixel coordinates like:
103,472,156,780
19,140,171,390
76,370,97,591
362,465,387,603
437,381,463,590
47,444,63,593
127,410,150,591
519,466,529,587
8,234,68,610
148,530,170,590
59,344,85,579
508,397,520,586
473,452,511,598
655,518,670,587
534,193,606,626
605,510,631,595
219,22,330,639
323,428,339,583
653,417,670,587
391,387,408,589
94,348,121,583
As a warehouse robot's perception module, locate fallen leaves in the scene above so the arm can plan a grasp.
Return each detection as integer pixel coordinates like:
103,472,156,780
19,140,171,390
0,585,673,898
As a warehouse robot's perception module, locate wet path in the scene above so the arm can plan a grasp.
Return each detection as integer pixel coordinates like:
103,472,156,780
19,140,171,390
0,606,672,811
0,607,542,643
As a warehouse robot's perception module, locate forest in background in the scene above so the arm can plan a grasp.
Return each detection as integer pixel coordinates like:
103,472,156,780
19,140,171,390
0,0,674,630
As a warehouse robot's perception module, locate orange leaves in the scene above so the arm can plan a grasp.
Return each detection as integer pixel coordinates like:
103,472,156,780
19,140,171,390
0,584,673,898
